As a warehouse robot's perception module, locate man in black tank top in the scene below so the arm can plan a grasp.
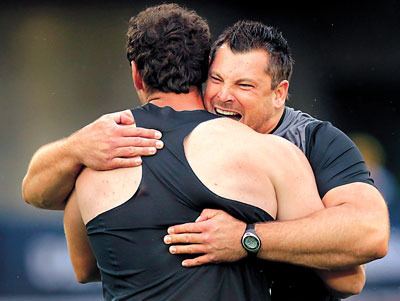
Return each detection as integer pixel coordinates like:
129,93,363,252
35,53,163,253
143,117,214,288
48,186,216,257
61,4,364,301
64,4,273,300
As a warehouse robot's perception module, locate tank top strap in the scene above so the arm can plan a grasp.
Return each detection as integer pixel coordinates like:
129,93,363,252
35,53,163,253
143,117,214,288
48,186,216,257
131,104,220,211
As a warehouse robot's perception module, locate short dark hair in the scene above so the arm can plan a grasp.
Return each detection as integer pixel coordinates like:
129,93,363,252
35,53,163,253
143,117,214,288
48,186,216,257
126,3,211,93
210,20,294,89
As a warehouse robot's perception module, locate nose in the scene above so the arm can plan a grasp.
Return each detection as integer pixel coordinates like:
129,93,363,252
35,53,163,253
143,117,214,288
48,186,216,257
216,85,234,103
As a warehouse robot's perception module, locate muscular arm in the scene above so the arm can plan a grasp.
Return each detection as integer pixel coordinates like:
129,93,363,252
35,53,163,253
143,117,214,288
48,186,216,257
64,190,100,283
255,122,390,268
22,110,162,210
256,182,388,269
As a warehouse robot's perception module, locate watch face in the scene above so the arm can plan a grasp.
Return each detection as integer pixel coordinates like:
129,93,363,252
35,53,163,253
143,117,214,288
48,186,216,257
244,235,260,251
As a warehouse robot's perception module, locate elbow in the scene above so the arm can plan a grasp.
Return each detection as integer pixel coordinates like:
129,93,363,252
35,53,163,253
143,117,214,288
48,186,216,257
354,199,390,263
373,235,389,260
361,215,390,262
74,267,100,284
21,185,48,209
21,176,65,210
21,176,35,206
375,222,390,259
352,278,366,296
21,175,43,208
362,188,390,261
330,268,366,299
345,272,365,297
72,259,100,284
358,233,388,264
332,285,363,299
76,272,92,284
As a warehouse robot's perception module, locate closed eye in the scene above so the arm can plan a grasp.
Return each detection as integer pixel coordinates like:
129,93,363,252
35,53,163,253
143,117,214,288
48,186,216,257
239,83,254,89
209,75,222,83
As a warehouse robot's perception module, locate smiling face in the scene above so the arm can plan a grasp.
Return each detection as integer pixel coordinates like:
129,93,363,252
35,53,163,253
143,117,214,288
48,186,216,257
204,44,288,134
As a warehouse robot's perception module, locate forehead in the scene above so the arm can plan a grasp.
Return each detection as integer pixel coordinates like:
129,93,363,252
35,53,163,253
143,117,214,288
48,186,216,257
210,45,270,80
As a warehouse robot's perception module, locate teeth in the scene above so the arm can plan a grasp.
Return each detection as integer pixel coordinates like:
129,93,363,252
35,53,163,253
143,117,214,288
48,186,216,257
215,108,239,116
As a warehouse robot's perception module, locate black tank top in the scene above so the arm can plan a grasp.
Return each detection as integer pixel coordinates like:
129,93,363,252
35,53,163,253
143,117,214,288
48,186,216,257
86,103,273,301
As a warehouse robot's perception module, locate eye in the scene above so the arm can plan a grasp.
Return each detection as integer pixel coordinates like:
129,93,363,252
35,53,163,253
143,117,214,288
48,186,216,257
239,83,254,89
209,75,222,83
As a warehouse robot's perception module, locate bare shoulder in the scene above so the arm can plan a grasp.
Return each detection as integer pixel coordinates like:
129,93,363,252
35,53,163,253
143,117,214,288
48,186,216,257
190,117,262,149
75,168,119,198
196,118,305,161
75,167,141,224
76,167,139,189
194,117,256,137
261,134,307,162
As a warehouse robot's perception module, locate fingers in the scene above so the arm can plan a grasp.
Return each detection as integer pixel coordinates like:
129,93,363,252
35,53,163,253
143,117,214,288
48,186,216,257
118,137,164,149
169,244,207,256
115,147,156,158
120,126,162,140
168,221,204,235
113,130,164,159
164,233,204,245
109,157,143,169
182,255,213,267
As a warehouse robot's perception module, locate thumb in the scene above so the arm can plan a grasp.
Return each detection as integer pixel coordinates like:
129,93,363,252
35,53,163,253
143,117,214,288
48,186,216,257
195,208,220,222
120,110,135,125
110,110,135,125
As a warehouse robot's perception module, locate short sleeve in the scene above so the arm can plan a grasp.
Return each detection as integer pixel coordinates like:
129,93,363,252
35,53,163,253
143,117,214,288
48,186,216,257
305,121,374,198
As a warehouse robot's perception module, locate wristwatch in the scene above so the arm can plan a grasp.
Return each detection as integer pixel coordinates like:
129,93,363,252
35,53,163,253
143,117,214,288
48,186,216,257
241,223,261,255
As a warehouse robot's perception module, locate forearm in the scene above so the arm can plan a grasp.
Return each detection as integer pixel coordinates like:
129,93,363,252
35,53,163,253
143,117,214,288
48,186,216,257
22,137,82,210
256,202,388,269
317,265,365,298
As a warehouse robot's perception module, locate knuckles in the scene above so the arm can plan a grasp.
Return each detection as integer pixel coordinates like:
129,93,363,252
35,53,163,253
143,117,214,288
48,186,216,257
202,233,211,244
127,146,137,156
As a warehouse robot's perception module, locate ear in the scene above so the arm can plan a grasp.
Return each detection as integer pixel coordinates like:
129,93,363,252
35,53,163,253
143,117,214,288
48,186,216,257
273,80,289,108
131,61,144,91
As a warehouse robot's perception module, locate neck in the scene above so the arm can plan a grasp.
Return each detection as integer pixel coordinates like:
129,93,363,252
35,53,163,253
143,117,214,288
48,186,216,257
145,87,205,111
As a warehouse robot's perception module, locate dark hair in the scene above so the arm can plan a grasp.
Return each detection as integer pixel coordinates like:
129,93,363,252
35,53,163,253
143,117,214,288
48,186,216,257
210,20,294,89
126,3,211,93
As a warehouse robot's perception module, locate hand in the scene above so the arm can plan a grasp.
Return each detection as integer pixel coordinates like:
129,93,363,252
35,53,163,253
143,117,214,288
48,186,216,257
164,209,247,267
68,110,164,170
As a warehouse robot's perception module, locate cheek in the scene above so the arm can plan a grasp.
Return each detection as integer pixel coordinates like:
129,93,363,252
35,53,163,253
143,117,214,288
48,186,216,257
203,85,219,107
203,98,212,111
204,82,218,98
241,100,261,120
203,93,213,110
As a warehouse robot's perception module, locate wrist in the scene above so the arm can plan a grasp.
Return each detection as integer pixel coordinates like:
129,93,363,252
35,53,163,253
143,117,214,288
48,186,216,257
63,134,85,174
241,223,262,257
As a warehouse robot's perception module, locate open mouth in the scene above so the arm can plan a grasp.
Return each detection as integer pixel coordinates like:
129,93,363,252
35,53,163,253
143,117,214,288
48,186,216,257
215,107,242,121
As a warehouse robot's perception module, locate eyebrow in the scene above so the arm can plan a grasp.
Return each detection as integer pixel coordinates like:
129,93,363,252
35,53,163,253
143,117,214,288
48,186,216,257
236,78,255,82
210,71,257,84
